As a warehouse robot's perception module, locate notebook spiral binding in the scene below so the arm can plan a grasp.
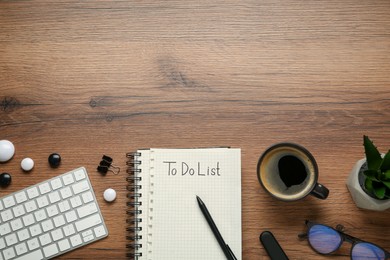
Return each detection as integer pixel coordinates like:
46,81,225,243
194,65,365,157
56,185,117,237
126,152,142,259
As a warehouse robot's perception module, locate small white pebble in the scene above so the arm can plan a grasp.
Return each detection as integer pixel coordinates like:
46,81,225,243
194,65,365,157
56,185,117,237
103,188,117,202
0,140,15,162
21,158,34,171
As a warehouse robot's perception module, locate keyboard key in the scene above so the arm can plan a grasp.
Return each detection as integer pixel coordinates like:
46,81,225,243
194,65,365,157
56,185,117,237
13,249,43,260
63,173,74,185
43,244,59,258
3,247,16,260
14,191,28,204
48,191,61,203
0,223,11,236
51,228,64,241
53,215,66,227
72,180,89,195
47,204,59,217
34,209,47,222
10,218,23,231
58,238,71,251
26,187,39,199
50,178,63,190
82,229,93,238
38,183,51,194
29,224,42,237
0,200,3,211
70,195,82,208
70,234,82,247
60,187,73,199
58,200,70,212
75,214,102,232
36,195,49,208
3,196,15,208
74,169,86,181
24,200,37,213
63,224,76,236
1,209,14,222
65,210,77,223
82,191,94,203
17,228,30,241
27,238,40,251
5,233,18,246
39,233,52,246
13,205,26,218
22,214,35,227
83,234,95,243
77,202,98,218
15,242,28,255
41,219,54,232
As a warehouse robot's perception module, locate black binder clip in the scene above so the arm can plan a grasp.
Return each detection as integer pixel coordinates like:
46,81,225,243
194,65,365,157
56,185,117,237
97,155,120,175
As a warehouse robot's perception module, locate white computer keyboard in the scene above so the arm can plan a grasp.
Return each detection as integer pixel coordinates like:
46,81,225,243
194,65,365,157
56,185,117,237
0,167,108,260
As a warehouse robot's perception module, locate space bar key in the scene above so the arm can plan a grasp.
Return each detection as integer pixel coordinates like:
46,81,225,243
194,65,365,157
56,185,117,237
14,249,44,260
75,213,102,232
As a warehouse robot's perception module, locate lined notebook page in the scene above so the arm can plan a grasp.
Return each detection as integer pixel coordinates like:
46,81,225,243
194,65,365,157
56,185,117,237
148,148,241,260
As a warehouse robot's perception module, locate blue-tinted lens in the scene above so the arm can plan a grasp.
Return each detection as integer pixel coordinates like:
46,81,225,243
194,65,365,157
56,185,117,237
352,242,385,260
308,224,342,254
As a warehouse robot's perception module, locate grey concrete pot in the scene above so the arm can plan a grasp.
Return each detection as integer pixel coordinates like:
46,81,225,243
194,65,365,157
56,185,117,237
346,158,390,211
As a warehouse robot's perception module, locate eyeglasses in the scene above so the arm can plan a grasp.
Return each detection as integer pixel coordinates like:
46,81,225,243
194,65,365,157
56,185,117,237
299,220,390,260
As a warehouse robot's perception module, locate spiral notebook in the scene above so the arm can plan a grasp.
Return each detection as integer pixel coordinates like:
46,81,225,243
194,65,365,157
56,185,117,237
126,148,241,259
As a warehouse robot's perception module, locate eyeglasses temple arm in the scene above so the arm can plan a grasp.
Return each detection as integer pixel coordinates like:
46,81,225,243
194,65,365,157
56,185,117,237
298,233,307,239
298,220,310,239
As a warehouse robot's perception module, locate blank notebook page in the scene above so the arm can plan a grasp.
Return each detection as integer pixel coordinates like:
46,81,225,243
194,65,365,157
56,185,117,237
148,148,241,260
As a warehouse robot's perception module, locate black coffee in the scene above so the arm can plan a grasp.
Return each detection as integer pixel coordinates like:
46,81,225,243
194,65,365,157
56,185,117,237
278,155,307,187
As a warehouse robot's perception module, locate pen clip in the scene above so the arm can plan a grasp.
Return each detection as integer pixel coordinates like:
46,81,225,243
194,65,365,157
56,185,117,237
226,244,237,260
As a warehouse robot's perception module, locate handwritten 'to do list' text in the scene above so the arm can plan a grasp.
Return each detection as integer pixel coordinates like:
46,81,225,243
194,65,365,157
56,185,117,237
163,161,221,176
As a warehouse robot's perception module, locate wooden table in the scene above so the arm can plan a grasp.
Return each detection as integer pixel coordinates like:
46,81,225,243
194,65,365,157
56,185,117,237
1,1,390,259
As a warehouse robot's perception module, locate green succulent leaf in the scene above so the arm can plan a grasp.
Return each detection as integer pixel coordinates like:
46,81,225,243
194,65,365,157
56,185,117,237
373,185,386,199
365,178,374,192
384,170,390,180
382,181,390,190
364,136,383,171
380,151,390,171
364,169,380,181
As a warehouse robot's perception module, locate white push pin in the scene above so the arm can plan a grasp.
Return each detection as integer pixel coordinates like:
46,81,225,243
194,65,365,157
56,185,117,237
103,188,117,202
21,158,34,172
0,140,15,162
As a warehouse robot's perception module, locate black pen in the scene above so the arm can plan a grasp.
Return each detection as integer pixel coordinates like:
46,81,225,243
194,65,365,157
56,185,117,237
196,196,237,260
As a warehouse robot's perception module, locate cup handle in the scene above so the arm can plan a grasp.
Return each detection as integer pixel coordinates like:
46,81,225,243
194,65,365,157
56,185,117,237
310,183,329,200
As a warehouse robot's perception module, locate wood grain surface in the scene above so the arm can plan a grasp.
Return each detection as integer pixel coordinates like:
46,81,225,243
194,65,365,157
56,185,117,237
1,0,390,259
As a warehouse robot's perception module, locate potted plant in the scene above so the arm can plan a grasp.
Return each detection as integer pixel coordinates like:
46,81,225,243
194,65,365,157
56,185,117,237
346,135,390,211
